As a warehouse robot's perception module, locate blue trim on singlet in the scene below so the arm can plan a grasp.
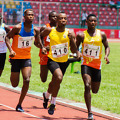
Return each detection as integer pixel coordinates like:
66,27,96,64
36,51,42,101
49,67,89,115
19,22,34,37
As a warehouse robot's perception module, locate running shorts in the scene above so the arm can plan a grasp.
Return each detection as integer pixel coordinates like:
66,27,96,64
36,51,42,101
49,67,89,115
47,58,69,75
0,53,6,70
10,59,32,72
81,65,101,82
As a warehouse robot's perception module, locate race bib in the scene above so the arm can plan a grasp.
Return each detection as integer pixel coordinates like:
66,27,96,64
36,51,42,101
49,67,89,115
52,42,68,58
0,30,6,42
83,44,100,59
18,36,34,48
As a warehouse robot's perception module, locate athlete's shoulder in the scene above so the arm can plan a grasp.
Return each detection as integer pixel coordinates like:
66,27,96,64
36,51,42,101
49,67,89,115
13,23,21,29
33,25,39,31
11,23,21,33
77,31,85,38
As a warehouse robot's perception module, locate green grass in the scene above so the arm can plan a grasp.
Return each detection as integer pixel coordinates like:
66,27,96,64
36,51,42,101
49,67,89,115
0,42,120,114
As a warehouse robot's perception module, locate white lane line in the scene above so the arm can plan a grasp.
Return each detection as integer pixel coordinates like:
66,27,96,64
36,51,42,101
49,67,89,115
56,99,120,120
0,82,120,119
0,104,47,120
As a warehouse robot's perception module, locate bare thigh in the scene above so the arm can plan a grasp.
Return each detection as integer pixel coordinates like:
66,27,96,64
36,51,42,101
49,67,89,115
21,67,32,81
91,81,101,93
40,65,48,82
10,72,20,87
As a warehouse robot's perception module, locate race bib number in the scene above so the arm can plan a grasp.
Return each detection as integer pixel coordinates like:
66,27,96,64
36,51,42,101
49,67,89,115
18,36,34,48
52,42,68,58
83,44,100,59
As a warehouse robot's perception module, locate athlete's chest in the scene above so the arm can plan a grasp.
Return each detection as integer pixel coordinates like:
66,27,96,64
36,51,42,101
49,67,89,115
50,32,69,43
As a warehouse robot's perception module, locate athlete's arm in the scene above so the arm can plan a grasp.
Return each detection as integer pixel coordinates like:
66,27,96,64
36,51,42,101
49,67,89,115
40,26,46,45
40,27,51,38
5,24,21,57
34,26,47,54
4,25,10,33
68,30,81,60
76,31,84,49
101,31,110,64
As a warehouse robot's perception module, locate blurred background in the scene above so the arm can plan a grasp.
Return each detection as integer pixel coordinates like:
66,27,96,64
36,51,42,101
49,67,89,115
1,0,120,38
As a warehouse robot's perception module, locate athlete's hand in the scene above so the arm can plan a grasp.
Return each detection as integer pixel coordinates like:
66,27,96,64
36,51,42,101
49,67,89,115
76,51,82,60
45,45,50,51
9,50,16,58
104,55,110,64
42,47,47,55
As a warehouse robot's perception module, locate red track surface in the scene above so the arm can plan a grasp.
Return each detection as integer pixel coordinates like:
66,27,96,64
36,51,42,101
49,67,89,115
0,86,120,120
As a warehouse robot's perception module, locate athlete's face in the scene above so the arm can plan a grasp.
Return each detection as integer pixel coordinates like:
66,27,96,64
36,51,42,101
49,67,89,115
24,10,34,22
49,12,57,23
86,16,97,29
57,13,67,27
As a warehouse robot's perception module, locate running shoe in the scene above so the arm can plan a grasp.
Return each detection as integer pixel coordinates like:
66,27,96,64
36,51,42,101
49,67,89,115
43,92,49,109
48,104,55,115
88,112,93,120
48,103,56,110
16,104,24,112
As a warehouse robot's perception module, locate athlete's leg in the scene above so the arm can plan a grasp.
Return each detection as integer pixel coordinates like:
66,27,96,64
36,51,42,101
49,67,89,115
40,65,48,82
18,66,31,106
10,72,20,87
10,59,20,87
91,68,101,93
0,70,2,76
0,53,6,77
82,74,92,113
81,65,92,113
91,82,100,93
48,68,63,97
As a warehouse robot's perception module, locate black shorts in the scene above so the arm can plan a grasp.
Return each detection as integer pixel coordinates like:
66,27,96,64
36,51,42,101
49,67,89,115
47,58,69,75
10,59,32,72
81,65,101,82
0,53,6,70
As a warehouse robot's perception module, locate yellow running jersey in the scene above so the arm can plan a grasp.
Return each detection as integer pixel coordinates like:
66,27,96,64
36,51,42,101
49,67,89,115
48,27,70,62
81,29,102,69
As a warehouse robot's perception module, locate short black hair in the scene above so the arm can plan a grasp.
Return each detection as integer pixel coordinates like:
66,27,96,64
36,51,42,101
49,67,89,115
49,11,56,19
24,9,33,15
87,14,96,20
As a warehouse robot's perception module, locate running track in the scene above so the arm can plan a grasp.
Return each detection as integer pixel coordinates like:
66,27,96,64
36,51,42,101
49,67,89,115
0,39,120,120
0,83,120,120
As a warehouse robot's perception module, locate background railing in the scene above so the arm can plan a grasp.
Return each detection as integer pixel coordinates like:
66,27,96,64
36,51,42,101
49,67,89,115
0,0,120,29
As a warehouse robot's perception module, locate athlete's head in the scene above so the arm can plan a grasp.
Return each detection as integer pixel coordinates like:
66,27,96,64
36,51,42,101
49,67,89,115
57,12,67,27
24,9,34,22
86,14,97,29
49,11,57,24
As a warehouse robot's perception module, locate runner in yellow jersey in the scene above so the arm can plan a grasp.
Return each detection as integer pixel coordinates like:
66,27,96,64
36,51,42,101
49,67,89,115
76,14,110,120
40,12,81,115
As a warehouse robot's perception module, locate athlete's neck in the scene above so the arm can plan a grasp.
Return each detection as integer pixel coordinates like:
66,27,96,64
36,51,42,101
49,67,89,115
24,21,32,28
87,28,96,37
24,22,32,33
56,26,65,32
50,22,56,27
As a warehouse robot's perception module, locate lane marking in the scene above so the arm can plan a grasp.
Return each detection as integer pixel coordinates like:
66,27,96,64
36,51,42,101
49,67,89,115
0,83,120,119
0,104,47,120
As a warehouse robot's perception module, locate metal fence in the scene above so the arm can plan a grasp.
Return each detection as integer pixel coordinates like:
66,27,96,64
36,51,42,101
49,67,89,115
0,1,120,29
